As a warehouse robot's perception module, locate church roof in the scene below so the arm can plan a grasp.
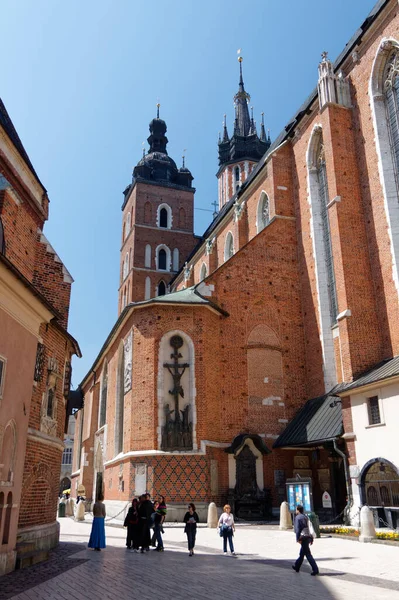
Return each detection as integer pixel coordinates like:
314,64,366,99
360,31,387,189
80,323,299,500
335,355,399,394
273,393,343,449
0,98,46,190
133,284,228,315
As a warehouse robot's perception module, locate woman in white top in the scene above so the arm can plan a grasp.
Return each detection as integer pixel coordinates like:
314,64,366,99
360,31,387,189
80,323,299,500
218,504,236,555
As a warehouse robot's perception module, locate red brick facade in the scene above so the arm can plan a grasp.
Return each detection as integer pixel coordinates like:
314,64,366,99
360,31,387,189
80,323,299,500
73,1,399,521
0,102,79,574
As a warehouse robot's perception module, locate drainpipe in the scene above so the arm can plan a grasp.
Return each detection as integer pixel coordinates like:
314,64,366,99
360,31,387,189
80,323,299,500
333,438,353,524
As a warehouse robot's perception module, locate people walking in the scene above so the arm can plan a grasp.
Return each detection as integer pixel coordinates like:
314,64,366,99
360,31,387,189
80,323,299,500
152,501,164,551
138,493,153,553
88,495,106,551
292,505,319,576
183,503,199,556
218,504,236,555
124,498,140,551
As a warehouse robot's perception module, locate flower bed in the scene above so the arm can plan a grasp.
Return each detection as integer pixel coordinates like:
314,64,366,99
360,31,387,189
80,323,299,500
320,525,399,541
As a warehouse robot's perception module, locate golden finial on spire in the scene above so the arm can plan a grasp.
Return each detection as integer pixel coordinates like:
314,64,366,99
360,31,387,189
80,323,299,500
156,102,160,118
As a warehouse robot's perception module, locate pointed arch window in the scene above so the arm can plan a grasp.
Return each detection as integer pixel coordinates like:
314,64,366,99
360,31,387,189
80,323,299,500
316,140,338,325
158,249,166,270
224,232,234,262
160,207,168,228
384,50,399,188
0,218,5,255
257,192,270,233
125,213,131,238
99,361,108,428
199,263,207,281
158,280,166,296
235,166,240,182
123,253,129,280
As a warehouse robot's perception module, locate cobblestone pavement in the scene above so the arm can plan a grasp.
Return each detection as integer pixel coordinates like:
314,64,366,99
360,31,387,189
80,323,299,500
1,518,399,600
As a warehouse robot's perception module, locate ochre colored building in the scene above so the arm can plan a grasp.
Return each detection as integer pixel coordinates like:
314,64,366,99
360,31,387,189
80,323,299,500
73,0,399,525
0,100,80,574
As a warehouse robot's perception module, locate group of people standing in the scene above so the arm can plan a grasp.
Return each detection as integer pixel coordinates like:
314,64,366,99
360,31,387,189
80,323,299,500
124,493,167,552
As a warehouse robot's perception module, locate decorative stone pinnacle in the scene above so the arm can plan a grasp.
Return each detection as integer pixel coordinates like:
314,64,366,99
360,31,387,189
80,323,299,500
321,51,328,62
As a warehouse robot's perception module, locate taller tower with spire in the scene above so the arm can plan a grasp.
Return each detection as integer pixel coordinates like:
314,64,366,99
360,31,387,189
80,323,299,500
217,57,270,209
118,106,197,313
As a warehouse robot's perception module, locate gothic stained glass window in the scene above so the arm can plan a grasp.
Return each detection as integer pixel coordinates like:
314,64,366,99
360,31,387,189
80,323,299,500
317,141,338,325
384,51,399,187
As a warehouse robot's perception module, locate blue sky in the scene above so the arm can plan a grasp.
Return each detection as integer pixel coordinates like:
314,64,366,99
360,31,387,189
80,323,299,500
2,0,376,386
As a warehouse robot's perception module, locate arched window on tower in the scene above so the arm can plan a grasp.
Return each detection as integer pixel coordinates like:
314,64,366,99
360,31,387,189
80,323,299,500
224,232,234,262
257,192,270,233
157,204,172,229
235,166,240,182
145,244,151,268
160,208,168,228
157,280,166,296
127,281,130,303
0,218,5,255
159,249,166,270
126,213,131,238
123,253,129,280
129,248,132,270
199,263,207,281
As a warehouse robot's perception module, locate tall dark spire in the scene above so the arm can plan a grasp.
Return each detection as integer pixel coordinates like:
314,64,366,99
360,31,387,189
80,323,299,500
222,114,229,142
217,56,271,170
234,57,251,136
259,112,266,142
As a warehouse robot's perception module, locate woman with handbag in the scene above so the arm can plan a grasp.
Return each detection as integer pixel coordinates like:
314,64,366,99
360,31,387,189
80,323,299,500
218,504,236,555
183,502,199,556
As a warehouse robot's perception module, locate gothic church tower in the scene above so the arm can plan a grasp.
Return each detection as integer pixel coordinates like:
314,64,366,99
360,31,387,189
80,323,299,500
118,107,197,313
217,57,270,208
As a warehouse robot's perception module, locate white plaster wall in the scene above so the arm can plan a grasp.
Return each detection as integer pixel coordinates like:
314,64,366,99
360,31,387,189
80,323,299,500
351,383,399,470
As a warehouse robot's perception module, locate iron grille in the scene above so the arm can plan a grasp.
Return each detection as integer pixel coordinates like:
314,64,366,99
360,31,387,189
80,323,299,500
34,343,45,382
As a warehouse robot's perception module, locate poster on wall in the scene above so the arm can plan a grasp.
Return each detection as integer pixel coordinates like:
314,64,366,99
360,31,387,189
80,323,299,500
287,479,312,512
288,484,295,512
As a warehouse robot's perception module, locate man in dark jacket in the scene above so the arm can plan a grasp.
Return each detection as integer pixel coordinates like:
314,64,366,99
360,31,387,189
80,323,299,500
292,505,319,576
138,493,153,552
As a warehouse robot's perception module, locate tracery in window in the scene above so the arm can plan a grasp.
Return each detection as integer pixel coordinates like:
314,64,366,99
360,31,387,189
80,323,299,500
257,192,270,233
316,139,338,325
224,232,234,262
384,50,399,188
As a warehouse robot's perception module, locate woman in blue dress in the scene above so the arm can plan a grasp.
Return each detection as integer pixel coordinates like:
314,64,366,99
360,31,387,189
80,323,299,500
88,495,106,551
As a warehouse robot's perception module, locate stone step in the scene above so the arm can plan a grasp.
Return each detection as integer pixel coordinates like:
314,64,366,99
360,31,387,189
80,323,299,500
15,549,49,570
